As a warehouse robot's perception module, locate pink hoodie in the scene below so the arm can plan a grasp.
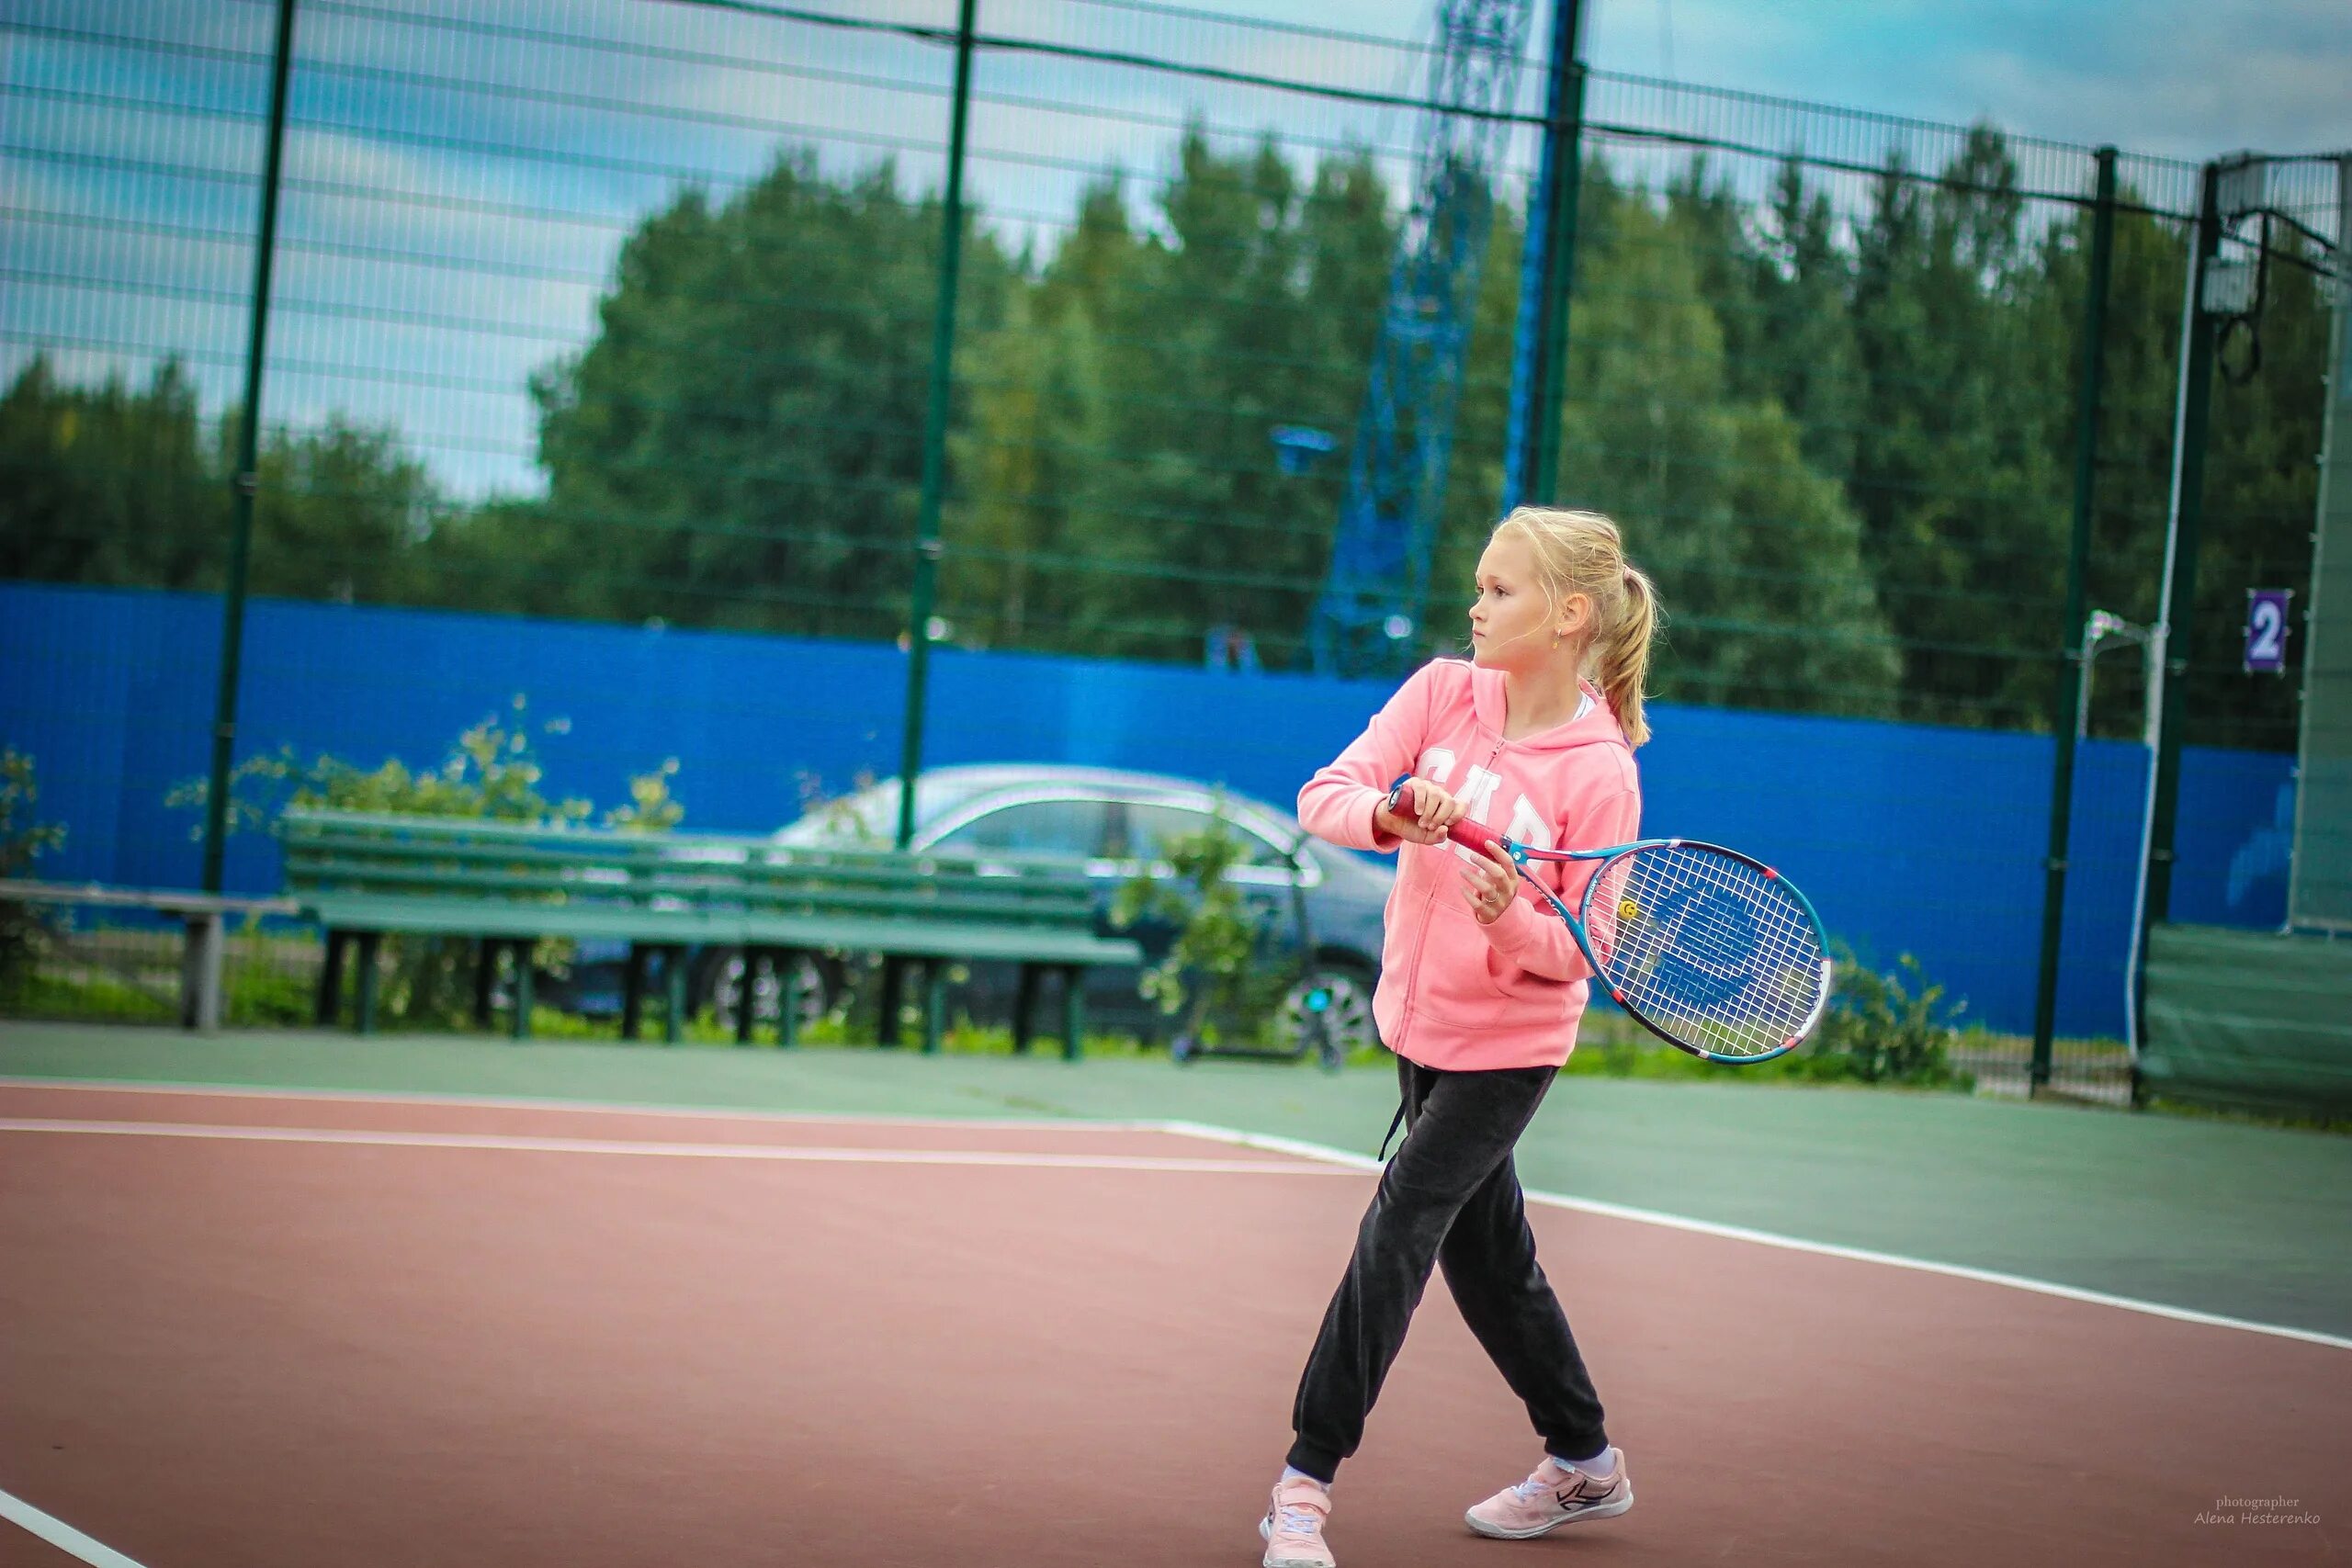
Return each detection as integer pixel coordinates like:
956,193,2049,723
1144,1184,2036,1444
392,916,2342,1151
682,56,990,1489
1297,658,1641,1071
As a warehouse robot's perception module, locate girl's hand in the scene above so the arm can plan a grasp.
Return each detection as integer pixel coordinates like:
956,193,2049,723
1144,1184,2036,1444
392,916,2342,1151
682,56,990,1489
1460,838,1521,924
1376,777,1464,846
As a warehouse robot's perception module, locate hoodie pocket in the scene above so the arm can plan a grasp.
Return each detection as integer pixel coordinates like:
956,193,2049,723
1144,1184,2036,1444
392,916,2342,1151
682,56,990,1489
1412,901,1527,1023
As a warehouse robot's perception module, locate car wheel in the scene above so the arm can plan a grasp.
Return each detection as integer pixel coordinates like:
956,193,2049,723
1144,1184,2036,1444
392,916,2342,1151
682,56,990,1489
706,951,833,1035
1281,962,1378,1066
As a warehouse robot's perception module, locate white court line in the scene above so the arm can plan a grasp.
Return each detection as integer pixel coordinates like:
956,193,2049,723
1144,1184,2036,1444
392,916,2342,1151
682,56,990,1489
0,1118,1359,1177
0,1076,1150,1134
0,1485,148,1568
6,1079,2346,1353
1155,1119,2352,1354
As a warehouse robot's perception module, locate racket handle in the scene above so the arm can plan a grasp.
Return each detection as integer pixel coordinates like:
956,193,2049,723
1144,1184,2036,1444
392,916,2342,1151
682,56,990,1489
1385,777,1511,856
1446,818,1508,855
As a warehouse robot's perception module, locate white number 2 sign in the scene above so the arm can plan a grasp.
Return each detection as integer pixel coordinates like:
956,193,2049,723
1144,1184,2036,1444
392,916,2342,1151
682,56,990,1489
2243,589,2291,674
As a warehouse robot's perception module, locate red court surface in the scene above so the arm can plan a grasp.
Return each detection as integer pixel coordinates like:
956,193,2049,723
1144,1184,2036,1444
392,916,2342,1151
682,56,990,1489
3,1082,2346,1566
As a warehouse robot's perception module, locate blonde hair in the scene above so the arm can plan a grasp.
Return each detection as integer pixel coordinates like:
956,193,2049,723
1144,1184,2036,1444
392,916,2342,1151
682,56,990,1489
1489,506,1662,748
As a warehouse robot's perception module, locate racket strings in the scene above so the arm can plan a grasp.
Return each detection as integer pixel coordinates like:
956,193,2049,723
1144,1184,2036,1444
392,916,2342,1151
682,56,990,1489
1590,845,1827,1058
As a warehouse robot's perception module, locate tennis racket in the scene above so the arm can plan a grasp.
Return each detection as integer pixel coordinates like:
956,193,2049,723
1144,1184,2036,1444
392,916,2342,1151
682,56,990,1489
1388,779,1832,1064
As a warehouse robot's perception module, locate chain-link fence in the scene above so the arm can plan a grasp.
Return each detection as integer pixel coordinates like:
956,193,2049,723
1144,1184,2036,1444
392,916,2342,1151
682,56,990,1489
2,0,2337,1094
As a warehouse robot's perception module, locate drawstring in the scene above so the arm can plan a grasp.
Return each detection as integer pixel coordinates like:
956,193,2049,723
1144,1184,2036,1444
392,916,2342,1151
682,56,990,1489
1376,1094,1408,1161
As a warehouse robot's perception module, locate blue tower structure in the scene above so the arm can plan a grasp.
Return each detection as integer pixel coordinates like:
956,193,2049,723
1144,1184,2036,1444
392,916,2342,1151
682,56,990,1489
1309,0,1535,678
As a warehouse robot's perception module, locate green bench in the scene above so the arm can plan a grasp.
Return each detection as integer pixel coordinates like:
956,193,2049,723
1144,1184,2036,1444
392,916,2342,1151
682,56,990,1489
279,808,1141,1056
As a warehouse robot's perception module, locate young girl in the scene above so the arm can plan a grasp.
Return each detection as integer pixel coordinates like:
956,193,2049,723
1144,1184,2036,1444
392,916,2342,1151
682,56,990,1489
1259,507,1658,1568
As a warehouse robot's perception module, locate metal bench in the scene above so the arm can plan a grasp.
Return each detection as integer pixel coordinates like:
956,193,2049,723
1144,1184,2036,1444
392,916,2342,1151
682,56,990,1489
0,879,300,1032
279,808,1141,1056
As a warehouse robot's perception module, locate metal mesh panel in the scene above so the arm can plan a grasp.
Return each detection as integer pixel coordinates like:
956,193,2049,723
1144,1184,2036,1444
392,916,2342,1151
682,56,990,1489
2289,156,2352,931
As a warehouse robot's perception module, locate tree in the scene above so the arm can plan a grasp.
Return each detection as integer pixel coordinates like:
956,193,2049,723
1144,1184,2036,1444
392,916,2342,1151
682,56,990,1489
1541,164,1900,716
0,355,440,604
0,356,217,588
1849,128,2071,728
522,152,1012,639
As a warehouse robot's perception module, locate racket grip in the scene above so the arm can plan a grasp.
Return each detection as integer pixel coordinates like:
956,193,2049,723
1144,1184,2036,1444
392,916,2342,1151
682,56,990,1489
1385,777,1510,855
1446,818,1508,855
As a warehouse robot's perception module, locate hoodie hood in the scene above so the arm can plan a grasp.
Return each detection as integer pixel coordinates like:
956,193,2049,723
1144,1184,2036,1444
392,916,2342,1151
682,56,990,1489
1467,662,1627,753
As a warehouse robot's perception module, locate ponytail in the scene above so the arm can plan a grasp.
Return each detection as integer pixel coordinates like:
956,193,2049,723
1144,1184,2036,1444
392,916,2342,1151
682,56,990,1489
1600,563,1658,748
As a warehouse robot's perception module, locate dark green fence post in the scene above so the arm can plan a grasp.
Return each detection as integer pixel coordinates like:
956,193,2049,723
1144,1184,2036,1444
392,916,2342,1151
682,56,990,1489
895,0,978,851
2134,159,2225,1082
200,0,298,896
1525,57,1589,509
1502,0,1585,512
2030,146,2118,1092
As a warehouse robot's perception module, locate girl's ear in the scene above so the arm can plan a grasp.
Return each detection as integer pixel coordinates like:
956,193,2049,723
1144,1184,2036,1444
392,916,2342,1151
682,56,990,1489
1555,592,1592,640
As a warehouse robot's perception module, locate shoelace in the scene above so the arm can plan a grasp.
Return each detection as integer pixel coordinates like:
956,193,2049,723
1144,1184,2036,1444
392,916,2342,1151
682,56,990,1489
1272,1504,1324,1539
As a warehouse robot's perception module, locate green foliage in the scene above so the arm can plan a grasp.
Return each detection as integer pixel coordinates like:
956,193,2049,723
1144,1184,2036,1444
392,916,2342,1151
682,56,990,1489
460,152,1016,637
0,749,70,989
167,694,594,838
1110,799,1281,1043
1539,159,1903,718
1811,947,1970,1087
604,759,684,832
0,355,440,603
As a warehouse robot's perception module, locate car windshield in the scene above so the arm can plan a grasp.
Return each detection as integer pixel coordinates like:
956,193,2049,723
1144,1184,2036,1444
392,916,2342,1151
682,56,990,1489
1122,801,1293,868
775,773,1045,847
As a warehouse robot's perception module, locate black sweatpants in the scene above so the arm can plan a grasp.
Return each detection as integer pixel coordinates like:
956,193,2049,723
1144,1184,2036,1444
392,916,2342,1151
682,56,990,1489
1285,1055,1608,1483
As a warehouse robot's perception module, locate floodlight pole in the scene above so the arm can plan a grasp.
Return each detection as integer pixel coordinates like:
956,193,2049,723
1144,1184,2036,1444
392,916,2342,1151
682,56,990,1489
2029,146,2116,1092
201,0,298,895
896,0,978,852
2126,159,2223,1070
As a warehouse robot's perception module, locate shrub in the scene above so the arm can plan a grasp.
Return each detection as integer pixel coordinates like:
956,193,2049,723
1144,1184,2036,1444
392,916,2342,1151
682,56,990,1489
1809,946,1970,1088
0,748,68,992
1111,799,1285,1047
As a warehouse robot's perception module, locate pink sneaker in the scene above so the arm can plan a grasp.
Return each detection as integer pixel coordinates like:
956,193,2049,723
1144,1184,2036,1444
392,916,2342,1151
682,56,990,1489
1464,1450,1633,1539
1259,1474,1336,1568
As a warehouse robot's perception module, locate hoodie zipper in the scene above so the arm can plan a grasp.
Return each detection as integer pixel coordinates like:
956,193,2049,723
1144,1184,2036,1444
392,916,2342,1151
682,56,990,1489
1396,728,1510,1045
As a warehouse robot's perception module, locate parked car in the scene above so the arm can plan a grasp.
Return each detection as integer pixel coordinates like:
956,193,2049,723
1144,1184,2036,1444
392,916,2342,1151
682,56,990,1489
738,764,1395,1054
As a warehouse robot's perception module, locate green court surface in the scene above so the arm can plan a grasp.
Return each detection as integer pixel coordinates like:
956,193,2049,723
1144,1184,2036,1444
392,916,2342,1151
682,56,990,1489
4,1021,2347,1342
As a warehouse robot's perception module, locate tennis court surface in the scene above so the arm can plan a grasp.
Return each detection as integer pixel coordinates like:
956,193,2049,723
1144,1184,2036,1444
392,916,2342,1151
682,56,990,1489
4,1075,2345,1567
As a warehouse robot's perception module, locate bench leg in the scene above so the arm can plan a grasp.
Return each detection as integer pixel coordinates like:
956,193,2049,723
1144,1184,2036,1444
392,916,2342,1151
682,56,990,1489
472,941,496,1028
922,960,946,1055
315,931,345,1028
180,912,223,1033
878,957,905,1047
663,945,687,1045
1060,964,1083,1063
354,932,382,1035
1012,964,1040,1055
735,948,761,1047
511,941,534,1041
775,950,800,1050
620,944,648,1041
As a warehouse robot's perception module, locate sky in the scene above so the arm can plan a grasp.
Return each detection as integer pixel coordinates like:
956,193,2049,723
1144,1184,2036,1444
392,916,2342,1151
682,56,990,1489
1467,0,2346,161
5,0,2346,502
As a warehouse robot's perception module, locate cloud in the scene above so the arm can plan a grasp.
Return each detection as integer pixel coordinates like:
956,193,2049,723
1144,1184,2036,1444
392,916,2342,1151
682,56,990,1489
1585,0,2351,157
11,0,2346,509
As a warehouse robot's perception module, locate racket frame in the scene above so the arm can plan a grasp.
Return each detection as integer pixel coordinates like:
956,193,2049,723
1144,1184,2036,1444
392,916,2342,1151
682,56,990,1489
1385,776,1832,1064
